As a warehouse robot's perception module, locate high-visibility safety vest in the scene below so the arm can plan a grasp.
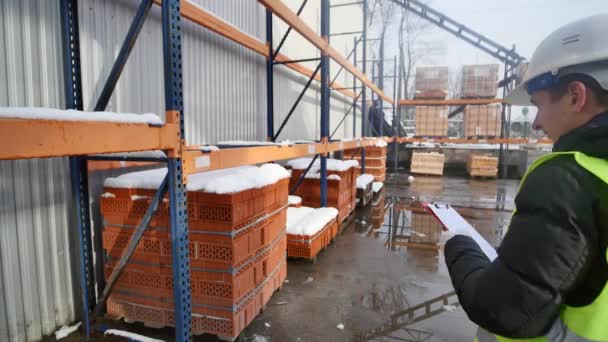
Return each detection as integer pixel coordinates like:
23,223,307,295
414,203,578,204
475,151,608,342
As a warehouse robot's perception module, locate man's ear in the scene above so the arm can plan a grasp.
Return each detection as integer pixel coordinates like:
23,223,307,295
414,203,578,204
568,81,587,112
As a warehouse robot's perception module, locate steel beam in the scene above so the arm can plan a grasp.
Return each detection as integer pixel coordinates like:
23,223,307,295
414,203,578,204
60,0,93,337
353,36,358,138
273,63,322,141
320,0,330,207
161,0,192,340
290,154,319,195
273,57,321,65
388,0,525,66
330,91,363,138
273,0,309,59
266,10,275,140
361,0,368,173
92,176,169,319
392,56,398,173
94,0,153,111
330,30,363,37
329,36,361,87
330,1,363,8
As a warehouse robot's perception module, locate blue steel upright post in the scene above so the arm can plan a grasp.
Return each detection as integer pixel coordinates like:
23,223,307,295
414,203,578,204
60,0,93,337
361,0,368,173
353,36,357,138
161,1,192,341
266,10,275,141
320,0,330,207
392,56,398,173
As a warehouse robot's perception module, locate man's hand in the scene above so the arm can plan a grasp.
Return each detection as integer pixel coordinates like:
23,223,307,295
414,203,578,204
440,228,470,246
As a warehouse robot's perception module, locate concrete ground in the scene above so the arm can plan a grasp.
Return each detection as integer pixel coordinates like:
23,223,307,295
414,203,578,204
50,174,518,342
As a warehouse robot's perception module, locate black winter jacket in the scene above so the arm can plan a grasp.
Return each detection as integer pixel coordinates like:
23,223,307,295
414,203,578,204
445,112,608,338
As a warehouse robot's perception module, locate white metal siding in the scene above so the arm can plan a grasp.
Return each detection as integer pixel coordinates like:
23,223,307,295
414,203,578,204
0,1,363,341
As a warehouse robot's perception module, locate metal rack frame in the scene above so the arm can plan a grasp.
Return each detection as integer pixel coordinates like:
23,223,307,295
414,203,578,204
0,1,546,340
0,1,392,341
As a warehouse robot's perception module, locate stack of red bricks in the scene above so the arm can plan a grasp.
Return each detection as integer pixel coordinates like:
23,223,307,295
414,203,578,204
99,164,290,340
286,158,358,224
351,142,388,182
371,189,386,230
286,207,339,261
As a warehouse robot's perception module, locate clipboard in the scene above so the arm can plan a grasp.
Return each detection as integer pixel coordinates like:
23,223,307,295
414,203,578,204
423,202,497,261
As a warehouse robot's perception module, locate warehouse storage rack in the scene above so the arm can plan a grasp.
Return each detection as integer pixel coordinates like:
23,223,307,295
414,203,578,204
0,0,393,341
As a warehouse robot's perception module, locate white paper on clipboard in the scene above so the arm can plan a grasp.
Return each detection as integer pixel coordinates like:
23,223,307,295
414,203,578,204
424,202,498,261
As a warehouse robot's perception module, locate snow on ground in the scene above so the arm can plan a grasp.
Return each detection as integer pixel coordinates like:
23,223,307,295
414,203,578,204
104,329,165,342
288,195,302,205
104,163,290,194
356,174,375,189
0,107,162,124
287,158,359,171
54,322,81,340
286,207,338,236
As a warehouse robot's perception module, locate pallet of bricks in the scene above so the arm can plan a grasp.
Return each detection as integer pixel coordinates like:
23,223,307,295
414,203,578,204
349,141,388,182
414,66,449,138
467,154,499,178
410,208,443,250
356,174,374,207
462,64,502,138
100,164,290,340
371,181,384,201
287,158,358,224
371,189,386,231
410,152,445,176
286,207,339,262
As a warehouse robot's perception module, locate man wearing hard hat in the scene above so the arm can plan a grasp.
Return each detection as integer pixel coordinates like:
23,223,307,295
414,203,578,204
443,14,608,341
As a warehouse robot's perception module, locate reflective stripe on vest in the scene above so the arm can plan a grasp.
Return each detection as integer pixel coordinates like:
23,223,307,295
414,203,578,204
475,151,608,342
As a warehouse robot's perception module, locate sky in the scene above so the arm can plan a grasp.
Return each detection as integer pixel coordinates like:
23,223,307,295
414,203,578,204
375,0,606,121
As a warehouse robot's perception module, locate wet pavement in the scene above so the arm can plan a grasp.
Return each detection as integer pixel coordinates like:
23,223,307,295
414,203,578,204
52,174,519,342
238,174,518,342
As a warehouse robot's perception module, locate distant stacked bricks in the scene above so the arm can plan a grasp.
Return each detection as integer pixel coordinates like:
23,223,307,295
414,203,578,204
345,143,388,182
100,166,289,340
410,152,445,176
467,154,499,178
413,64,502,138
287,158,358,224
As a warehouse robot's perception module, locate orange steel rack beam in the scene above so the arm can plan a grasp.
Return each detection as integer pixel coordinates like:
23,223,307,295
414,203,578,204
399,98,504,106
0,117,180,160
258,0,393,104
182,138,387,176
153,0,356,100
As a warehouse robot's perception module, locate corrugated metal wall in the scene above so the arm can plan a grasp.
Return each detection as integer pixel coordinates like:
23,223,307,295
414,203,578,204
0,1,362,341
0,1,79,341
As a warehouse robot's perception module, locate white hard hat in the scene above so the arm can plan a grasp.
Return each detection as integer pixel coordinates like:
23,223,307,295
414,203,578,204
505,13,608,106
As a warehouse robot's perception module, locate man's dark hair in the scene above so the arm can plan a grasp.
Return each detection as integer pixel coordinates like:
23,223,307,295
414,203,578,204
548,73,608,107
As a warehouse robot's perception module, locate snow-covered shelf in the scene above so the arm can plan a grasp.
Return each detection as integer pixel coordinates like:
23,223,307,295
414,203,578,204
0,107,179,160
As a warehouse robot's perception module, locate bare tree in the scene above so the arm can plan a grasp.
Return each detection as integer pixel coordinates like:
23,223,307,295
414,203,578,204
398,7,433,100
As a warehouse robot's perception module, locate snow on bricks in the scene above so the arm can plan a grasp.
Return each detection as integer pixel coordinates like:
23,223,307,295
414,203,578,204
286,207,339,261
100,164,289,340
